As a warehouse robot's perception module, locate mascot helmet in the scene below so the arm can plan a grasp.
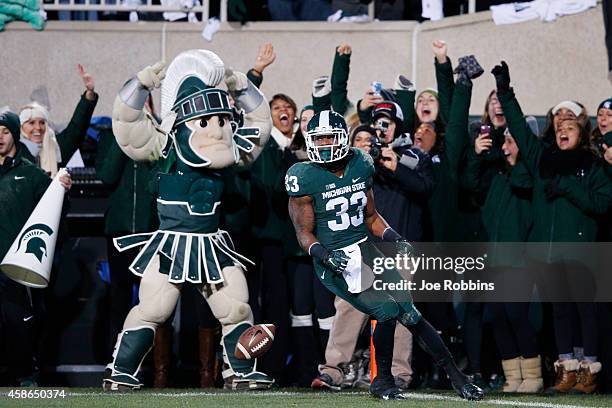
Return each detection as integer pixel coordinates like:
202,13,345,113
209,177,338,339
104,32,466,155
161,50,233,167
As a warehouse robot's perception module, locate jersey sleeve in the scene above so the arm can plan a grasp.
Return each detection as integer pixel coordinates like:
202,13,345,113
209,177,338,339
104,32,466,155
285,162,313,197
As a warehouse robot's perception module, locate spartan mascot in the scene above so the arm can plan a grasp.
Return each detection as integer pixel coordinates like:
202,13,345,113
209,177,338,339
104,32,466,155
103,50,274,391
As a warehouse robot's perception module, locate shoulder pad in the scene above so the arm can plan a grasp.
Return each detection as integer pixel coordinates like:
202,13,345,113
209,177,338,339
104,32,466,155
285,162,314,196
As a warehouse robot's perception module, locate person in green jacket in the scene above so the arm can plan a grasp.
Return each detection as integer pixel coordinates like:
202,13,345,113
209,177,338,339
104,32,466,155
492,61,612,395
418,52,486,389
94,113,158,376
464,115,543,393
18,64,98,176
0,111,71,386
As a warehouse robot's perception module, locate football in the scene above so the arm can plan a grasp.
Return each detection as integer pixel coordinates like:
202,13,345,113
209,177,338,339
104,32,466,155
235,324,276,360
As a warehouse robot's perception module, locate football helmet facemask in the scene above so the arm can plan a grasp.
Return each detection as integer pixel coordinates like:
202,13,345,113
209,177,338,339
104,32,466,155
305,110,349,163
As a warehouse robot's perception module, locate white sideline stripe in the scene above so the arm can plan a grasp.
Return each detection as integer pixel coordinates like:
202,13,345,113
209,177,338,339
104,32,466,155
65,391,305,397
404,392,603,408
11,390,599,408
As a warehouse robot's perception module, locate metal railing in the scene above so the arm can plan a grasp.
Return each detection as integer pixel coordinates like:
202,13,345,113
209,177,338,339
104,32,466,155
42,0,228,21
41,0,475,23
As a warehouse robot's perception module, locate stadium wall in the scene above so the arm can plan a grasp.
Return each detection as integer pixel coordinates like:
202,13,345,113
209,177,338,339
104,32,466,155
0,4,607,122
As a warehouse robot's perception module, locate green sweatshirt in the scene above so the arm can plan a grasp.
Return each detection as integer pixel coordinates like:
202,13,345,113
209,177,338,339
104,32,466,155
499,89,612,262
464,144,533,266
0,145,51,260
425,81,471,242
95,128,158,236
250,137,300,253
434,57,454,125
312,48,351,114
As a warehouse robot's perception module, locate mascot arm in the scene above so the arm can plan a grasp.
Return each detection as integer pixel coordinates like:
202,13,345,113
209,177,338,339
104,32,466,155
225,69,271,166
112,94,167,162
112,62,168,162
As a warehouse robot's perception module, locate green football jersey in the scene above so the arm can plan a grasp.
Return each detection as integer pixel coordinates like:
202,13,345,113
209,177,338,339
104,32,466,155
286,148,375,250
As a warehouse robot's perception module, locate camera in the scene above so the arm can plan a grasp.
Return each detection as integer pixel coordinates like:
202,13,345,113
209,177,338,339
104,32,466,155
368,135,386,162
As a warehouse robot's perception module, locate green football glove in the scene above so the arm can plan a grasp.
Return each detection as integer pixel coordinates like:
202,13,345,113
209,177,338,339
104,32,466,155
309,243,350,275
323,250,350,274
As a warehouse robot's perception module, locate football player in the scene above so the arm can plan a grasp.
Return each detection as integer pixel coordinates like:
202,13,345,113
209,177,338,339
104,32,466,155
286,110,484,401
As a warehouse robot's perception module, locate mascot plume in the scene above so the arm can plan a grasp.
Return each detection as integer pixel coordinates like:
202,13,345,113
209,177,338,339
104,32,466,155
103,50,273,391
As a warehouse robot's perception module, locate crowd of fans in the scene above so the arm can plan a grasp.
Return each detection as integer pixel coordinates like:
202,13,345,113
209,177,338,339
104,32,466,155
0,39,611,397
42,0,513,23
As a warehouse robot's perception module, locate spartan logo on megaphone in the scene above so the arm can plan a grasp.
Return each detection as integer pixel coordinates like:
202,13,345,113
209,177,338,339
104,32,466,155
16,223,54,263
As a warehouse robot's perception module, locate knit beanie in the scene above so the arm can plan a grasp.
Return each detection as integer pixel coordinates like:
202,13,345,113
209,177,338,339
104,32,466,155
416,88,439,102
597,97,612,112
0,111,21,142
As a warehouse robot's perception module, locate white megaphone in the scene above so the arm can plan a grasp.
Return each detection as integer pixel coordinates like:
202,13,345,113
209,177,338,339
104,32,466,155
0,168,67,288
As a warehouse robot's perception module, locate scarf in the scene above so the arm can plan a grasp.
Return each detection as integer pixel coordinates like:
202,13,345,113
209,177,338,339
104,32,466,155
20,127,61,176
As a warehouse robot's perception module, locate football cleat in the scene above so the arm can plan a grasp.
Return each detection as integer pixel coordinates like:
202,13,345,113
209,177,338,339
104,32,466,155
454,382,485,401
370,376,408,400
223,371,275,390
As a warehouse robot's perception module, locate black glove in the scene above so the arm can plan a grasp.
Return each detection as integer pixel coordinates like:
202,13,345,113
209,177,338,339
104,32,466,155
310,243,349,274
396,239,414,256
382,228,414,256
544,175,565,200
491,61,510,92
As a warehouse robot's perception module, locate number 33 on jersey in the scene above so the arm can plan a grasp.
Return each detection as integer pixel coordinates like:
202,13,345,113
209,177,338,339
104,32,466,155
285,148,375,251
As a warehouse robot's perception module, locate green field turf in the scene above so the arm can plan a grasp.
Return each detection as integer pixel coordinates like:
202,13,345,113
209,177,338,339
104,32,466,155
1,388,612,408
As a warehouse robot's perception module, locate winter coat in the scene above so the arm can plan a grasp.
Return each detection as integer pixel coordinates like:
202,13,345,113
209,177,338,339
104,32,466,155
0,145,50,260
373,146,434,242
499,89,612,262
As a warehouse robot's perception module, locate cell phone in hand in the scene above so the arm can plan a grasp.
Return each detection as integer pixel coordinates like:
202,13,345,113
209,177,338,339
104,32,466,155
480,125,491,138
371,81,382,96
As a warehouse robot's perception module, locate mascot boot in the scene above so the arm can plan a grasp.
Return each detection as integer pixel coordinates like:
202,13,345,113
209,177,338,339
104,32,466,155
103,326,155,391
221,322,274,390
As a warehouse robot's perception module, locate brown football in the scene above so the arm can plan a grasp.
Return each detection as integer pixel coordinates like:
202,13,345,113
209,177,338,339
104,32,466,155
234,324,276,360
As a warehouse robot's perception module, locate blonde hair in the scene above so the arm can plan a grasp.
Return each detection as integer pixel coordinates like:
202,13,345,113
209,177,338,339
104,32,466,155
19,102,59,176
345,112,361,135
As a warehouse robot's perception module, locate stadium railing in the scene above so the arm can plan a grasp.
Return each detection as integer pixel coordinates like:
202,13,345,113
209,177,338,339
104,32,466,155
42,0,229,22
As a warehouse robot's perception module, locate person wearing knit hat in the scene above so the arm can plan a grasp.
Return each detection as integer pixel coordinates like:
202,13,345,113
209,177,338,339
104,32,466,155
0,110,50,387
596,97,612,137
1,109,72,387
0,111,21,145
18,64,98,176
540,100,592,147
591,97,612,161
415,88,439,124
